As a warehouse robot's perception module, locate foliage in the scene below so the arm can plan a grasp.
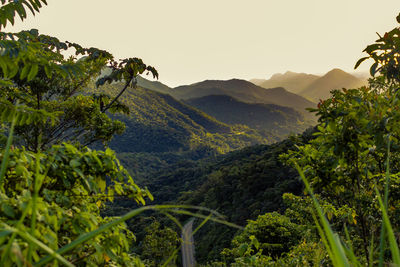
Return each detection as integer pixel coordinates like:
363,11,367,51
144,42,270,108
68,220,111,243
185,94,311,138
126,136,308,263
0,141,153,266
0,28,157,151
141,220,180,266
0,1,158,266
91,83,271,154
0,0,48,29
222,212,303,260
281,84,400,261
278,12,400,265
355,13,400,82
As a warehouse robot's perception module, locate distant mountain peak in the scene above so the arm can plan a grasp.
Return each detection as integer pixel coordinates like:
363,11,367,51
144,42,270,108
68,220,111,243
299,68,367,102
324,68,349,77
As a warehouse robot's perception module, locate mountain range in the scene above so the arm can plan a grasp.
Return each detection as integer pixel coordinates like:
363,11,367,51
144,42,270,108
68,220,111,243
251,68,367,102
91,83,270,154
171,79,315,114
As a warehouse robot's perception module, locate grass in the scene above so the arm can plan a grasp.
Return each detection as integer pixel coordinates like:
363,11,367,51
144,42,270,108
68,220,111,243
294,157,400,267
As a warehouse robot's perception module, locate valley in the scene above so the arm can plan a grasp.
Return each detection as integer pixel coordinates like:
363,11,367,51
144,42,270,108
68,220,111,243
99,68,369,264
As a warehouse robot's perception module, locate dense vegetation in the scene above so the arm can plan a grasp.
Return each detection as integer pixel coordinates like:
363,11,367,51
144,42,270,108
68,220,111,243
185,94,310,137
90,82,271,154
2,2,400,267
172,79,315,115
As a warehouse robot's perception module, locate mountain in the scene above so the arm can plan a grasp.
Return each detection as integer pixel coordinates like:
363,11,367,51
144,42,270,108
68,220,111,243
299,68,366,102
136,75,172,94
251,71,319,94
252,69,367,102
171,79,315,113
91,82,270,154
185,95,311,137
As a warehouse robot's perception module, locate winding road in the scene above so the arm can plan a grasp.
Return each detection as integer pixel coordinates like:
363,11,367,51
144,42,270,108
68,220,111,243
181,218,196,267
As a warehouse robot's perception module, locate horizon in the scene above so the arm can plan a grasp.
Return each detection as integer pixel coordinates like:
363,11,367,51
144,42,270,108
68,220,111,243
6,0,400,87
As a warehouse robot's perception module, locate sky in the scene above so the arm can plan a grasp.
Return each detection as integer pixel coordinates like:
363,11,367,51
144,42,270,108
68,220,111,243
6,0,400,87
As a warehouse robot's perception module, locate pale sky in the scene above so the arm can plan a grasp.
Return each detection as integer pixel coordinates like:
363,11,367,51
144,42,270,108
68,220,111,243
6,0,400,87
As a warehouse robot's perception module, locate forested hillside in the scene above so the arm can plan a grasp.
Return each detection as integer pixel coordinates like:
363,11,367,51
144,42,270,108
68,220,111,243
90,82,270,154
185,94,311,136
109,131,312,263
172,79,315,113
136,75,172,94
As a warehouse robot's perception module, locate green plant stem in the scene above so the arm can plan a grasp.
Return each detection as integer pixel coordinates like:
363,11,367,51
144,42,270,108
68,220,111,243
0,109,17,188
2,223,73,267
379,138,391,267
28,141,42,263
375,188,400,265
0,201,32,265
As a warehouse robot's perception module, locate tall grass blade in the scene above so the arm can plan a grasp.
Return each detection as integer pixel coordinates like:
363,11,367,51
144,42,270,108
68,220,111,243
0,201,32,265
294,162,350,267
28,146,42,263
1,224,73,267
0,109,17,188
375,187,400,265
343,225,361,266
369,234,374,267
379,138,391,267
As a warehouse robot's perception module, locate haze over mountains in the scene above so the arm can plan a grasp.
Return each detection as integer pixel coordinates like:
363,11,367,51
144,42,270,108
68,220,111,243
251,68,367,102
172,79,314,112
122,67,367,155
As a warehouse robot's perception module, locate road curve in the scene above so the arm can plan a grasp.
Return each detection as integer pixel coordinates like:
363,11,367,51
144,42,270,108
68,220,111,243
181,218,196,267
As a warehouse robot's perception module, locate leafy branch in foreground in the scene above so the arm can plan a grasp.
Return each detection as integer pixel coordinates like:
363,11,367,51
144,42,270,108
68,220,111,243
0,0,48,29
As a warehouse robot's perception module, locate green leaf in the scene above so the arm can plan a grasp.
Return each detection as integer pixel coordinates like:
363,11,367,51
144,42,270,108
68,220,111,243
20,63,30,80
1,203,15,218
354,57,369,69
27,63,38,81
370,62,378,77
238,243,248,256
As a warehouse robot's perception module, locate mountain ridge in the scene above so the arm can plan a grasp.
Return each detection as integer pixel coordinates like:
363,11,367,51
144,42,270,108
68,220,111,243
185,94,311,137
171,78,315,114
251,68,367,102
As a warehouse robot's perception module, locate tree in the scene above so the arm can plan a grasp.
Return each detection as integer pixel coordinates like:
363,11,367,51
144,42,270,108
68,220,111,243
222,212,302,260
282,13,400,262
0,29,158,152
141,220,179,266
0,1,158,266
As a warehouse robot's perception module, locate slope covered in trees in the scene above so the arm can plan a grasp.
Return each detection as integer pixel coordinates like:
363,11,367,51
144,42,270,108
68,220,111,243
185,94,311,137
90,82,271,154
171,79,315,113
131,131,313,262
136,75,172,94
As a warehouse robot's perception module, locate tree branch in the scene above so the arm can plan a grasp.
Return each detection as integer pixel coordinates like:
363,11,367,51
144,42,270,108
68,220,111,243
101,78,132,113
